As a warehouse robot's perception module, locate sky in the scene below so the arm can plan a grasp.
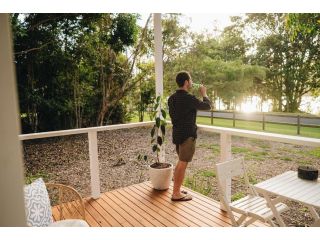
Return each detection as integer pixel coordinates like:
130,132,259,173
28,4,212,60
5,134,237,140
137,13,239,34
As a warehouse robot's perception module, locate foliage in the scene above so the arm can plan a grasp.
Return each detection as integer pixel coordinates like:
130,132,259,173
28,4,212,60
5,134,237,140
25,172,49,184
12,13,320,135
165,52,266,109
231,191,245,201
136,95,167,164
183,176,213,196
163,22,266,109
105,103,131,124
198,170,216,178
281,157,293,162
246,13,320,112
134,61,155,122
150,96,167,163
308,148,320,158
286,14,320,39
162,14,190,63
232,146,250,154
183,169,216,196
11,13,144,133
246,172,258,184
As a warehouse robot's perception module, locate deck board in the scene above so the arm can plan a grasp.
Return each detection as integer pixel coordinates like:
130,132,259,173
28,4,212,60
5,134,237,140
138,183,230,227
52,181,269,227
113,188,177,227
110,191,164,226
132,184,212,226
104,191,154,227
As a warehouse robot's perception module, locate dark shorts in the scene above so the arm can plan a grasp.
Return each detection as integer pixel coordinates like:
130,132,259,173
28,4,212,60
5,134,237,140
175,137,196,162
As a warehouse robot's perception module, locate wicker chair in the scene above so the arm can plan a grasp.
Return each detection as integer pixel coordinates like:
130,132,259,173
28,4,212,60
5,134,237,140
45,183,86,224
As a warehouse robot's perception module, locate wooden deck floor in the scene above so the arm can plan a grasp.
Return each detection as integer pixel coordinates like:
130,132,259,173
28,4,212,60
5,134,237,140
52,181,268,227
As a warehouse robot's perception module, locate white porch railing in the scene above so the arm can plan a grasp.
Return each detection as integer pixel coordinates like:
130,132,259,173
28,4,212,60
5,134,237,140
197,124,320,208
19,122,320,206
19,121,154,199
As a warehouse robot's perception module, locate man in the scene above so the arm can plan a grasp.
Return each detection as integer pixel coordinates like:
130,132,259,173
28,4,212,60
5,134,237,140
168,71,212,201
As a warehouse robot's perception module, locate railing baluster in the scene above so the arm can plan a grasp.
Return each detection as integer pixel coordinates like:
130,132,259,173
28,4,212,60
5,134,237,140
88,131,101,199
219,133,232,210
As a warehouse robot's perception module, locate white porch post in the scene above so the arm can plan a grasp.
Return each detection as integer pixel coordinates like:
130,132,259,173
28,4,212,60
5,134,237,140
153,13,163,97
219,133,232,210
0,14,27,226
88,131,101,199
153,13,165,161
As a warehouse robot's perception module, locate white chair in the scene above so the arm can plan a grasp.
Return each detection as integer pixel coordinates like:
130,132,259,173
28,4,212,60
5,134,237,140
215,158,288,227
49,219,89,227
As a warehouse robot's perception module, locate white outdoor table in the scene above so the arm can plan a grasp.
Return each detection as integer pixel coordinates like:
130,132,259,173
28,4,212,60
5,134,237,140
254,171,320,227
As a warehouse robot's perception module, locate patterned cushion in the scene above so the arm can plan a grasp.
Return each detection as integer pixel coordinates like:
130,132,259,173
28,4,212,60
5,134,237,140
24,178,53,227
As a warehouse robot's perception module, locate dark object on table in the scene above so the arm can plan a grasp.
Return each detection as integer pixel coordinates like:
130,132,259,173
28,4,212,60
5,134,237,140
298,166,318,181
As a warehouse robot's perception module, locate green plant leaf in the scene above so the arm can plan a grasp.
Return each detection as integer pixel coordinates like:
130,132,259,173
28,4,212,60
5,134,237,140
160,125,165,136
156,117,160,128
151,125,156,137
156,96,161,103
157,136,163,146
152,144,158,152
154,103,159,110
160,120,166,126
161,109,166,119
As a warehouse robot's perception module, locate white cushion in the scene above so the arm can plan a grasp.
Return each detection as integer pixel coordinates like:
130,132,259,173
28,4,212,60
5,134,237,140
24,178,53,227
49,219,89,227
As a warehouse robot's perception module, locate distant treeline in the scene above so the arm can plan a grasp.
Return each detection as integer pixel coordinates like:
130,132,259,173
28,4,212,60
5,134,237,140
11,13,320,133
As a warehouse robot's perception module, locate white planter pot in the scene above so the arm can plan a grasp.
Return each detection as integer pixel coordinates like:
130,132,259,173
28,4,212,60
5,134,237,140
148,163,173,190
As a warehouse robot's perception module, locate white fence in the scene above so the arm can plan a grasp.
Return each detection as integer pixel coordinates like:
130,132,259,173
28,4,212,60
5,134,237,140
198,110,320,135
19,122,320,206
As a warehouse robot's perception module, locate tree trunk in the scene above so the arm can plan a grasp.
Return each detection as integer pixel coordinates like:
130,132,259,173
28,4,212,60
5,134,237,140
277,95,283,112
73,76,78,128
27,61,38,132
285,99,300,112
98,102,109,126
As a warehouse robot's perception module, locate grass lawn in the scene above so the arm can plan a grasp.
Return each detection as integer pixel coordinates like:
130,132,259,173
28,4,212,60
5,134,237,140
129,113,320,138
129,114,152,123
197,116,320,138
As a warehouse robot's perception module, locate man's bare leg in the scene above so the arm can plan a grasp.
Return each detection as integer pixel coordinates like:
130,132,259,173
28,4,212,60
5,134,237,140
172,160,188,199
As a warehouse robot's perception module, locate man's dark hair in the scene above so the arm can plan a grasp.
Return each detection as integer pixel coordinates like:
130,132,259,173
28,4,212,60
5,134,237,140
176,71,191,87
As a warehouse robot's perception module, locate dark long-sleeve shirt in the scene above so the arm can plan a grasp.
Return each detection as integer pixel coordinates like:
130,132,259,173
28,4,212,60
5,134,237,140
168,89,212,145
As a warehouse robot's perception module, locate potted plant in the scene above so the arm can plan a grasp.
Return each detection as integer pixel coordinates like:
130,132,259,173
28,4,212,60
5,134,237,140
138,95,173,190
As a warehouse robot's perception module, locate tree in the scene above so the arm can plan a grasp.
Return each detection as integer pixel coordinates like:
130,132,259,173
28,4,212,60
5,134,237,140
128,14,190,119
287,13,320,98
164,28,266,109
12,14,91,132
97,14,151,125
134,61,155,122
286,14,320,39
246,13,320,112
11,13,148,132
